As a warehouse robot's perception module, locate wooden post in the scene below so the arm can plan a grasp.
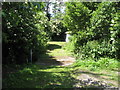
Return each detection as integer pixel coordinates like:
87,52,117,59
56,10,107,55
30,49,32,63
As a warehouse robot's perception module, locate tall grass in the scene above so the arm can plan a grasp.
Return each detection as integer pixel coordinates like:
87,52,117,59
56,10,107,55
73,57,118,71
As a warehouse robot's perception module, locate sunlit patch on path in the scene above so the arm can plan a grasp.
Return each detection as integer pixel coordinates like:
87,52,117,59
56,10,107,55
35,41,75,66
35,41,118,88
56,56,75,66
74,73,118,88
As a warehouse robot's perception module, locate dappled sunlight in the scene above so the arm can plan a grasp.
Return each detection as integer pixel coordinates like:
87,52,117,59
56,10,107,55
35,41,75,66
2,2,119,89
37,66,73,73
35,52,63,66
3,64,77,88
3,63,118,88
72,68,118,87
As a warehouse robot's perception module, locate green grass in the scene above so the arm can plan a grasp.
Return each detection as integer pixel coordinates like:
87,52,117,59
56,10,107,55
3,42,119,88
3,61,118,88
3,42,76,88
3,64,76,88
70,57,119,86
72,57,118,71
47,41,72,57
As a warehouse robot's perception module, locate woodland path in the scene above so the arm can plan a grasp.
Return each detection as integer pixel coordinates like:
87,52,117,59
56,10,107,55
35,41,75,66
35,41,118,88
3,42,118,88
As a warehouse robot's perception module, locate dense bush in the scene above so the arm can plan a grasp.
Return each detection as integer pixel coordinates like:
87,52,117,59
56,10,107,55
50,20,67,41
110,7,120,59
2,2,50,64
63,2,120,60
73,57,118,70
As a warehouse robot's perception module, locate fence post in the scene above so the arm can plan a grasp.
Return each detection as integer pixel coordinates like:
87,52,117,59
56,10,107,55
30,49,32,63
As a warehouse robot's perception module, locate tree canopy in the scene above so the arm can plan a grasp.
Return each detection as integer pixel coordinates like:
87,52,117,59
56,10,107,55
2,2,120,64
63,2,120,60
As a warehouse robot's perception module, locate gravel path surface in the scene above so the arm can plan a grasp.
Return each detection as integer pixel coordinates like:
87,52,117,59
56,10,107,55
74,74,118,88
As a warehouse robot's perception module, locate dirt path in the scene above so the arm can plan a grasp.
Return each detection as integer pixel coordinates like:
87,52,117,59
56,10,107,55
74,72,118,88
35,42,75,66
35,41,118,88
3,42,118,88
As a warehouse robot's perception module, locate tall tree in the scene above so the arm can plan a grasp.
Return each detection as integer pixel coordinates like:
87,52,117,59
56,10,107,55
2,2,49,64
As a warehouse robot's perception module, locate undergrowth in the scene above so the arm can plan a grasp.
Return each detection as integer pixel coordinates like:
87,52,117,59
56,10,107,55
2,64,75,88
73,57,118,71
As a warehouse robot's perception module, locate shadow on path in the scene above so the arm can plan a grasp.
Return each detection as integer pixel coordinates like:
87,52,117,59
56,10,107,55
35,43,64,66
35,53,63,66
35,42,75,66
2,64,77,88
47,44,62,50
3,42,118,88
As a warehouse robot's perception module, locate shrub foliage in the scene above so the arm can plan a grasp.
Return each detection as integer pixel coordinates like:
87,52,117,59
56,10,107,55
63,2,120,60
2,2,50,64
